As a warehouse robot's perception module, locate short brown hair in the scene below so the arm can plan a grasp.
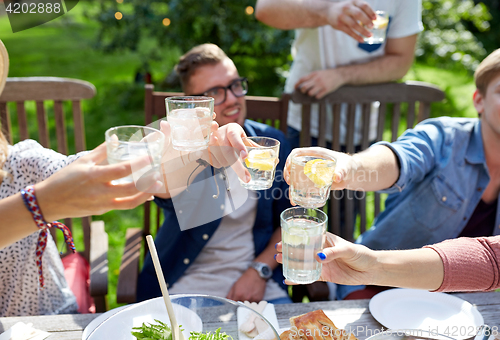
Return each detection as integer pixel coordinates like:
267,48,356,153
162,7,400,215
176,44,228,92
474,48,500,95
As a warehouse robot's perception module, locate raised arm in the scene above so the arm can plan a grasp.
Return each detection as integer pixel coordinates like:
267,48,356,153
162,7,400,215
1,144,162,249
154,122,250,199
276,233,500,292
255,0,376,42
284,144,399,192
276,232,444,290
296,34,418,98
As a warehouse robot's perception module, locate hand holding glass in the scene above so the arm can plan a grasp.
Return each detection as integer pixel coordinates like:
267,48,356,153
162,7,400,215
290,154,336,208
239,136,280,190
166,96,214,151
281,207,327,284
105,125,164,185
363,10,389,44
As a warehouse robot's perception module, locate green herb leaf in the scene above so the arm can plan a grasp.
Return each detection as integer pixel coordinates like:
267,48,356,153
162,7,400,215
131,319,173,340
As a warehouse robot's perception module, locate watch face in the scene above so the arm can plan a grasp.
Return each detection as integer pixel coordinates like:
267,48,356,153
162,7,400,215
261,265,272,278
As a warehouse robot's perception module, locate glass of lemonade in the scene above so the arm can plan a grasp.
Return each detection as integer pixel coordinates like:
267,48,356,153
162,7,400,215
290,154,336,209
281,207,327,284
166,96,214,151
105,125,165,185
363,10,389,44
239,136,280,190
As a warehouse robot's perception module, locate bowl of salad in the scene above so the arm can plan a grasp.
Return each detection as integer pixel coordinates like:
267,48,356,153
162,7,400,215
83,294,281,340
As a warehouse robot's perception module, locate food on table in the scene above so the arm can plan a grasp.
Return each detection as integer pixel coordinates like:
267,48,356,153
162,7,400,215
280,310,357,340
131,320,231,340
132,319,173,340
239,300,269,338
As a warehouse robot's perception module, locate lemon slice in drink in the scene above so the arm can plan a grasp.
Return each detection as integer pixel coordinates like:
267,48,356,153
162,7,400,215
304,159,336,187
374,15,389,29
245,149,275,171
283,227,309,246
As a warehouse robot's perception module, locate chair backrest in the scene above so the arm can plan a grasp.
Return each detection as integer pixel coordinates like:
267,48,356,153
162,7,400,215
0,76,96,261
288,81,445,241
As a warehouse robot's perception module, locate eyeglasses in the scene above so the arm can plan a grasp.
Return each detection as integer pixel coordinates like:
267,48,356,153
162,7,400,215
192,77,248,105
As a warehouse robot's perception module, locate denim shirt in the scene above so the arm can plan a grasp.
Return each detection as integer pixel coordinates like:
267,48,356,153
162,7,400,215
357,117,500,250
136,120,292,302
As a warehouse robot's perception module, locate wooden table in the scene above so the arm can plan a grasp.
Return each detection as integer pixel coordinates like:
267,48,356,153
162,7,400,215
0,292,498,340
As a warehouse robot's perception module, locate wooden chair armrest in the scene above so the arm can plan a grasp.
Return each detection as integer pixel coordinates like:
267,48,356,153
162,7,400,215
89,220,108,297
116,228,142,304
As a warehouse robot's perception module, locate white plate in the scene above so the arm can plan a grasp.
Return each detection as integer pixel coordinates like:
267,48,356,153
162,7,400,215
237,303,280,340
369,289,484,340
82,297,202,340
82,305,128,339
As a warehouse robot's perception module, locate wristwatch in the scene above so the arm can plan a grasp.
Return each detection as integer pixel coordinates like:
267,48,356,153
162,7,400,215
250,261,273,279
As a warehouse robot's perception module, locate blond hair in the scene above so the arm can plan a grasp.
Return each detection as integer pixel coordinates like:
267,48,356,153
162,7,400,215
175,43,229,93
0,130,9,184
474,48,500,95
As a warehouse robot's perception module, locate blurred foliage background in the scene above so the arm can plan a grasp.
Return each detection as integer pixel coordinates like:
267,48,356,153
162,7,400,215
90,0,499,92
1,0,499,309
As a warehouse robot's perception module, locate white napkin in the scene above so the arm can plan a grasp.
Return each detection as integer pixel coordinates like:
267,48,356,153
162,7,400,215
0,322,50,340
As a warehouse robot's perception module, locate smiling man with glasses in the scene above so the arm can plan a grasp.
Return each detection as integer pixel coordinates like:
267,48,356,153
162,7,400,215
176,45,250,127
137,43,293,304
192,77,248,106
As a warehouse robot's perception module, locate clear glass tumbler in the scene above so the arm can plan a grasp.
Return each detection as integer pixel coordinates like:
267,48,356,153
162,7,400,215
166,96,214,151
281,207,327,284
105,125,164,184
363,10,389,44
239,136,280,190
290,154,336,208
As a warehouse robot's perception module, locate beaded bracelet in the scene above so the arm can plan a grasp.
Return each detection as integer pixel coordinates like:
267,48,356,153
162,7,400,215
20,185,76,288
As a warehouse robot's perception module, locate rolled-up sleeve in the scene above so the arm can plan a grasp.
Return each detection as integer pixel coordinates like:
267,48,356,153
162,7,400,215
373,120,445,194
425,236,500,292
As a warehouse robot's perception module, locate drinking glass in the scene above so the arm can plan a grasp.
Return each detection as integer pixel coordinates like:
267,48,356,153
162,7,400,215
166,96,214,151
281,207,327,284
239,136,280,190
105,125,165,185
290,154,336,208
363,10,389,44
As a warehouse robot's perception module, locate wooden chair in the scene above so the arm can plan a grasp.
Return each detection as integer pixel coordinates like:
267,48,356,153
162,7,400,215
116,84,289,303
288,80,445,242
0,77,109,312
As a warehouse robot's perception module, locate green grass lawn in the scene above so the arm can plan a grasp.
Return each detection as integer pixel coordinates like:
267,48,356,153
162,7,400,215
1,2,479,310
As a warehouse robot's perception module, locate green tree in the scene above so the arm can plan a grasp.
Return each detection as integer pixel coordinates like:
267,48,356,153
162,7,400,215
417,0,492,71
90,0,293,96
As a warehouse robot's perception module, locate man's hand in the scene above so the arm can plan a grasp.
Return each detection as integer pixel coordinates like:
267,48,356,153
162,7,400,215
155,120,251,198
283,147,358,192
327,0,376,43
256,0,375,39
207,123,251,183
226,268,267,302
295,69,345,99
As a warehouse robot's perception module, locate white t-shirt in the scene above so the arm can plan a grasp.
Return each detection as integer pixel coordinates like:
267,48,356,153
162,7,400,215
0,140,83,316
285,0,423,144
169,169,288,301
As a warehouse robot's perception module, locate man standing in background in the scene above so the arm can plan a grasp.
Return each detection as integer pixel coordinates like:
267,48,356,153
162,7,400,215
255,0,422,149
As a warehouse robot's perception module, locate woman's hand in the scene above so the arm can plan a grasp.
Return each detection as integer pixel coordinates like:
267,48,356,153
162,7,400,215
275,232,378,286
36,143,163,221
